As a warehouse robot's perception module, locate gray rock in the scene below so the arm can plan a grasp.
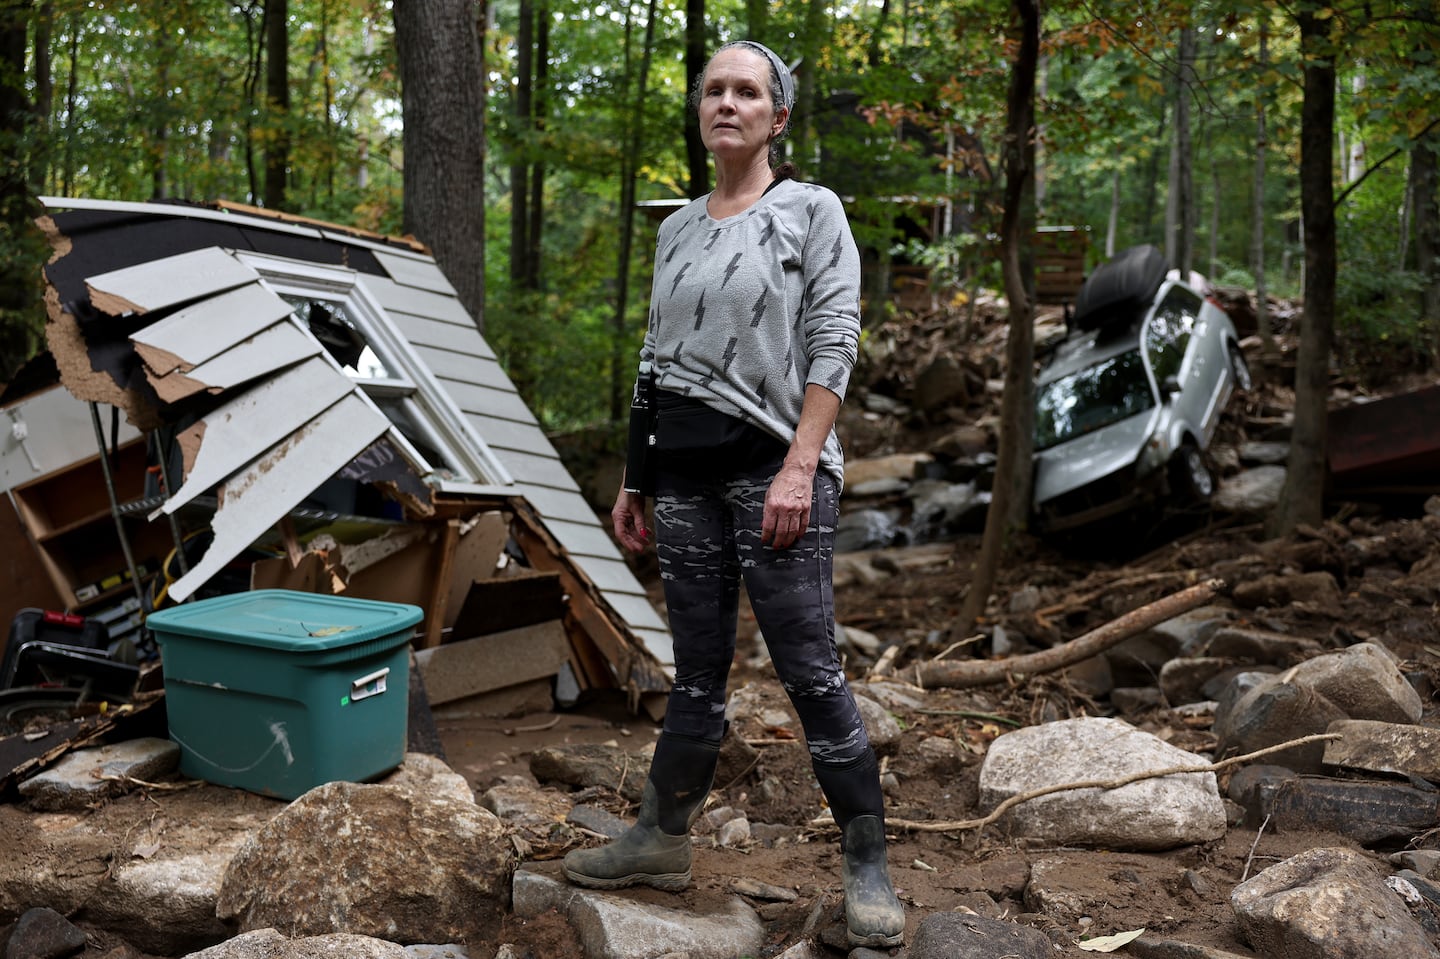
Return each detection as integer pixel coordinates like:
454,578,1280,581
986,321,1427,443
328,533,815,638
1105,629,1185,688
1204,626,1321,663
511,867,765,959
379,753,474,804
5,906,87,959
931,424,990,460
835,508,903,552
912,355,970,413
909,480,988,539
403,946,472,959
1237,441,1290,465
907,911,1052,959
836,623,882,656
1159,657,1239,706
978,717,1226,850
1111,686,1165,713
1145,604,1235,655
1288,642,1424,724
1392,850,1440,880
1060,655,1114,699
18,737,179,811
1324,719,1440,782
215,779,511,945
528,742,647,802
1265,777,1440,845
1232,847,1440,958
24,786,284,955
480,775,574,827
854,693,903,754
1122,937,1260,958
716,816,751,847
567,803,631,839
1231,570,1341,609
1213,677,1348,773
1212,465,1285,515
181,928,409,958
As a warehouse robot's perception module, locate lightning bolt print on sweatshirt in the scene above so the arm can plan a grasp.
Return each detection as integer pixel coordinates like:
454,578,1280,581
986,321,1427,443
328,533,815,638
638,178,861,488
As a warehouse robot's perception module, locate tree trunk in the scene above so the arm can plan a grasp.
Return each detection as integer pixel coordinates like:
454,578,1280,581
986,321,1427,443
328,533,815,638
684,0,707,197
1106,168,1119,257
1252,20,1274,361
1415,133,1439,346
1346,73,1366,184
611,0,658,419
1266,8,1337,538
953,0,1037,641
264,0,289,209
0,0,36,383
793,0,826,171
510,0,532,287
1143,104,1167,243
152,18,170,198
393,0,487,332
30,2,50,195
1166,23,1194,275
526,0,548,291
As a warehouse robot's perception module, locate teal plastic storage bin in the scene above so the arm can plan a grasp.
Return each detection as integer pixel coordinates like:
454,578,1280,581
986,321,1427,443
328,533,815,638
148,589,422,800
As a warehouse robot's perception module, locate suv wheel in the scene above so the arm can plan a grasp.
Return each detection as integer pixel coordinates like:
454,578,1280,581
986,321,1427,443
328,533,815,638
1171,444,1214,501
1228,343,1253,392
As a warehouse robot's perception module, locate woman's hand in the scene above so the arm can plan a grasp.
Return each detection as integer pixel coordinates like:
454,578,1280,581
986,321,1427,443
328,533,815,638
762,461,813,549
612,487,650,553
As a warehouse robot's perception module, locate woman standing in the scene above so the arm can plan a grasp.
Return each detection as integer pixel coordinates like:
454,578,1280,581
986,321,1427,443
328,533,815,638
563,40,904,949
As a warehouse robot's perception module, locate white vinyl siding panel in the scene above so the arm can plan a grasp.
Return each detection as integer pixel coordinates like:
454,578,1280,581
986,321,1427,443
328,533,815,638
512,486,598,528
492,448,579,490
444,381,540,425
85,247,259,314
372,249,459,296
362,275,476,329
538,517,623,559
462,418,554,457
131,282,296,371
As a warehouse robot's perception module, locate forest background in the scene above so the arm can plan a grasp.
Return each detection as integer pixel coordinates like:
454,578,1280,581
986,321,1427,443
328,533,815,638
0,0,1435,537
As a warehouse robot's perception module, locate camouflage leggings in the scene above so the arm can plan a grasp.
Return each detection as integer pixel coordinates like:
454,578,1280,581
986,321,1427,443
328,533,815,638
654,459,871,766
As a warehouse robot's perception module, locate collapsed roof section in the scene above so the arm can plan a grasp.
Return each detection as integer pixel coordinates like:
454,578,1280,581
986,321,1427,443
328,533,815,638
34,196,672,704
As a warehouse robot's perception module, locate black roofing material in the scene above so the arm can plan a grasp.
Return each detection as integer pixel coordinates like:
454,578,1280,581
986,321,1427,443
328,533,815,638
1071,244,1168,333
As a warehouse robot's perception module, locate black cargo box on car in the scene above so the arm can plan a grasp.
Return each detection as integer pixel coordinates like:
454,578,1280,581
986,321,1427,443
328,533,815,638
1070,244,1168,333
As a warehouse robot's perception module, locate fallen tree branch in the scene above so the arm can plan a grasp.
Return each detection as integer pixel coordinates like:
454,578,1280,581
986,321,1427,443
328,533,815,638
886,732,1340,833
917,577,1225,689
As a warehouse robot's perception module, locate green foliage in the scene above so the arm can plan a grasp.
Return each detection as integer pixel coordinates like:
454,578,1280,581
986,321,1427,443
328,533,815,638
9,0,1440,415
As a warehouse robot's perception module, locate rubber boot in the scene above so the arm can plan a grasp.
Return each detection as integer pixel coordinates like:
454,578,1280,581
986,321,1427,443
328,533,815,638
562,731,719,892
814,750,905,947
841,815,905,947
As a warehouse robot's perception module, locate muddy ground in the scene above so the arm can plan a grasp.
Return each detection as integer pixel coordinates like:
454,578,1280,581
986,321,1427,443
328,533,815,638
10,294,1440,958
447,297,1439,957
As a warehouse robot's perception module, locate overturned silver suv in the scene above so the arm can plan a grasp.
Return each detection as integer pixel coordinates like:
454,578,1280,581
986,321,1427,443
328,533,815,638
1031,244,1249,534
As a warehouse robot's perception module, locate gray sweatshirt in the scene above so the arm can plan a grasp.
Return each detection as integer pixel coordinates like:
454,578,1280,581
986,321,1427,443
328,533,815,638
640,178,862,485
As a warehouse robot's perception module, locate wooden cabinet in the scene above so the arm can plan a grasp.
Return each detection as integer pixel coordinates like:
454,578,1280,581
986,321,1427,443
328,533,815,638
9,439,172,611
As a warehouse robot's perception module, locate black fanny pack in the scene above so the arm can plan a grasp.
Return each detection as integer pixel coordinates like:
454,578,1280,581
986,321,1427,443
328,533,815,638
655,390,787,472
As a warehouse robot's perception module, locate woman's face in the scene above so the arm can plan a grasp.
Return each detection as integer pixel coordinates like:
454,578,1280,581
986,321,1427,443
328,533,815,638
698,47,786,163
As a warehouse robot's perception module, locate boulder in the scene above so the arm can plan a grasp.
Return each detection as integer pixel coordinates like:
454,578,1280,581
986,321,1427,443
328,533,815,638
977,717,1226,850
907,911,1052,959
1232,847,1440,958
1286,642,1423,725
181,928,410,959
216,779,510,945
1213,676,1348,773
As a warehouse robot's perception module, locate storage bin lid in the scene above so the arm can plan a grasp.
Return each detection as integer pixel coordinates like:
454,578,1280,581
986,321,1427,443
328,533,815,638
146,589,423,652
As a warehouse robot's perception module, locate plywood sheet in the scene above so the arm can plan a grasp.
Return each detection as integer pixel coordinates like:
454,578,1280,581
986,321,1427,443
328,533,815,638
413,620,570,705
